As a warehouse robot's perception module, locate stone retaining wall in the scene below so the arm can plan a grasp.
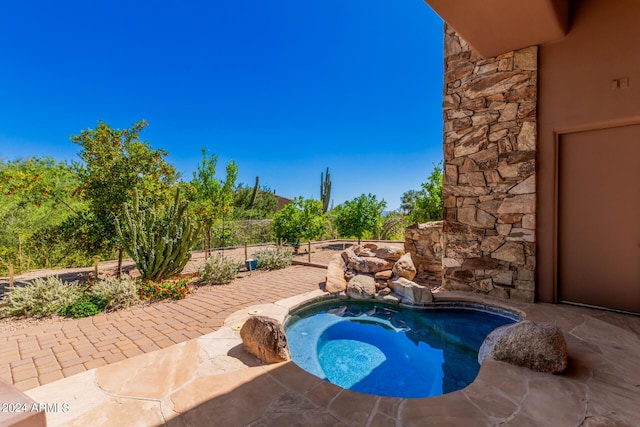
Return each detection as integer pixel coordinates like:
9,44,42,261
404,221,442,283
441,25,537,302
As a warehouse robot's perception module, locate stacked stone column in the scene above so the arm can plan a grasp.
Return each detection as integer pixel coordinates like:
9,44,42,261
404,221,442,284
441,25,537,302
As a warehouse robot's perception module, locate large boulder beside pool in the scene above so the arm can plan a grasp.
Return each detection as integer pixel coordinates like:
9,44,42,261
478,320,568,374
392,253,417,281
342,247,395,273
325,254,347,293
388,277,433,305
374,245,405,261
346,274,377,299
240,316,290,363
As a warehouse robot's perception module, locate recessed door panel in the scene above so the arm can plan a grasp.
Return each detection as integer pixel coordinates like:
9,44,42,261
558,125,640,313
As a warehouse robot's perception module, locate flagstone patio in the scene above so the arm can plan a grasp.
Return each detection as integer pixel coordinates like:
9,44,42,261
18,288,640,426
2,265,640,426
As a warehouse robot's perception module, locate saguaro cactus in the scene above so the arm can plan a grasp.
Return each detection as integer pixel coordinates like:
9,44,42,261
249,176,259,209
320,167,331,213
115,188,199,281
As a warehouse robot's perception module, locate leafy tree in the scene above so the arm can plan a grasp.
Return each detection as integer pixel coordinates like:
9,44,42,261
232,184,278,220
0,157,83,271
400,190,419,216
271,197,325,252
24,213,94,269
71,120,178,272
380,211,408,240
190,148,238,255
405,162,443,224
333,193,386,244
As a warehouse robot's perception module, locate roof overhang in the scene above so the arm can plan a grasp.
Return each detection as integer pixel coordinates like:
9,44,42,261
424,0,570,58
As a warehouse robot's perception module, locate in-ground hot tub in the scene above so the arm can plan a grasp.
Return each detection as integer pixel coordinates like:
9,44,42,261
284,299,518,398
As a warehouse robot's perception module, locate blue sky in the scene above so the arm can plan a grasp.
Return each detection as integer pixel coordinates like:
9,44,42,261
0,1,444,211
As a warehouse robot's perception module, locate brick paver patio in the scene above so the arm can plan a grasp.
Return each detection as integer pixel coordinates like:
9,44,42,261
0,265,326,391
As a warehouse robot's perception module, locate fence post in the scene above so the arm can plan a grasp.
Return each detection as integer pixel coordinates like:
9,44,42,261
94,256,99,279
244,242,248,262
17,236,22,269
8,264,14,289
308,241,311,263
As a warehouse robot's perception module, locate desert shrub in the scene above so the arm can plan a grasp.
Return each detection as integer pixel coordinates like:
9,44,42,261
138,276,192,300
380,212,408,240
199,256,239,285
59,295,107,318
0,276,83,318
209,219,275,247
254,247,293,270
90,276,140,310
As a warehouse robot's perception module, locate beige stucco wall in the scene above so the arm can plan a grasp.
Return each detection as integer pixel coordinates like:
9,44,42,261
537,0,640,303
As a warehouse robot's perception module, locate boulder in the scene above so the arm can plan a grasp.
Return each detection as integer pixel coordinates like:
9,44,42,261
344,245,396,273
346,275,376,299
375,288,400,304
377,287,391,297
344,269,357,280
374,280,387,291
392,253,417,281
478,320,568,374
374,270,393,280
341,246,357,264
348,256,394,274
388,277,433,305
353,245,376,257
240,316,290,363
325,254,347,293
374,246,405,261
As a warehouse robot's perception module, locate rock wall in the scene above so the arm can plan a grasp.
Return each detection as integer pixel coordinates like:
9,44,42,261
404,221,442,284
441,25,537,303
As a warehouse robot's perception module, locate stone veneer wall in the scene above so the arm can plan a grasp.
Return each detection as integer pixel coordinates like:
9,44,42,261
441,25,537,303
404,221,442,284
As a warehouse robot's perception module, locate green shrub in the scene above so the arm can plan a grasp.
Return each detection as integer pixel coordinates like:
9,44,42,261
199,255,239,285
271,197,325,252
138,276,192,300
254,247,293,270
90,276,140,310
0,277,83,318
59,295,107,318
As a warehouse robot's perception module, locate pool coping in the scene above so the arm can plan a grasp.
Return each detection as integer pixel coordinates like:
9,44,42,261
23,289,640,426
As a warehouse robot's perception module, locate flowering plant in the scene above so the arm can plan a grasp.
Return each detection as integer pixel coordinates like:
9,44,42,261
138,275,194,300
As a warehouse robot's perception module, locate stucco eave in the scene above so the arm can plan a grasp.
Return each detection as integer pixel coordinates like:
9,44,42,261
424,0,569,58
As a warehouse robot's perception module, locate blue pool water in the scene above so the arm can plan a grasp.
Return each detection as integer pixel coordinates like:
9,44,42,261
285,300,516,398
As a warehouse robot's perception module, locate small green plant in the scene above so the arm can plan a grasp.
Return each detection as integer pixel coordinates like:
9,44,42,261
138,276,192,300
254,247,294,270
0,277,83,318
59,295,108,318
90,276,140,310
199,255,239,285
